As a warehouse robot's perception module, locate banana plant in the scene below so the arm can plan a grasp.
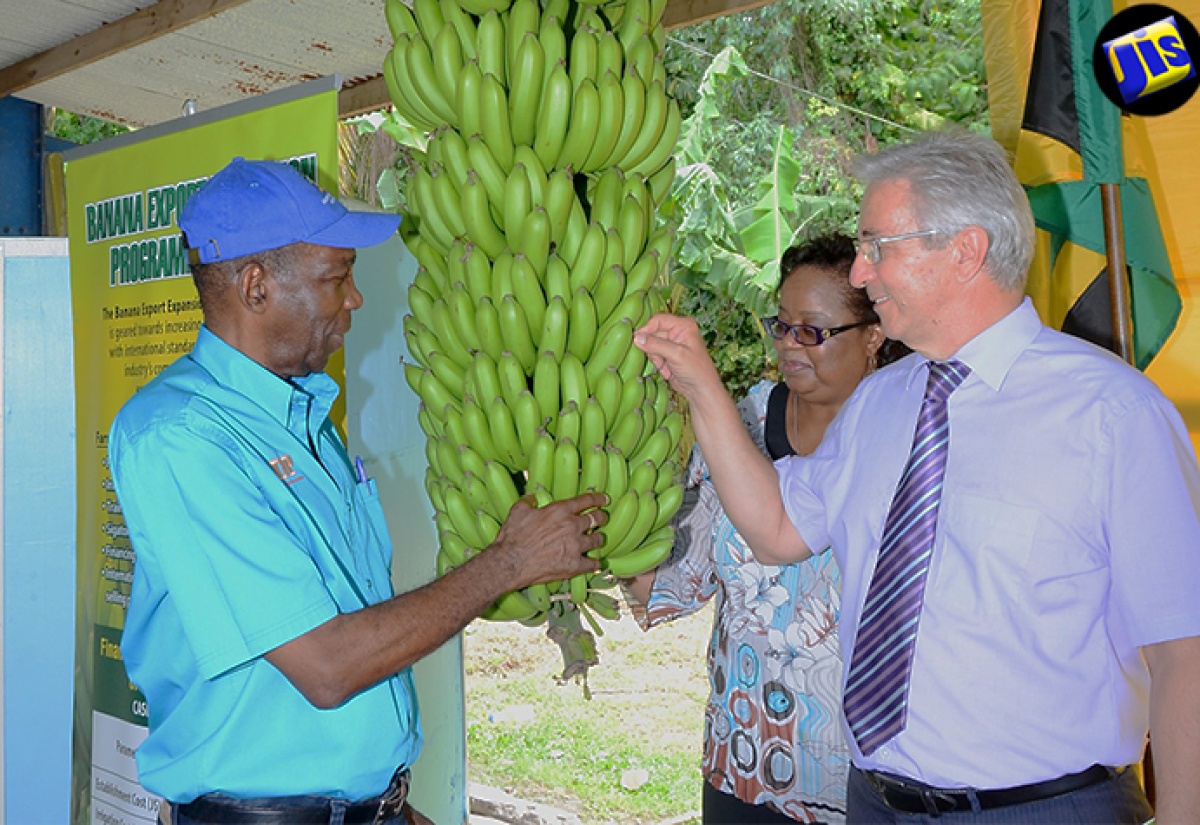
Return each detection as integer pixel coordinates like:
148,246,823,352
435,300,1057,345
669,45,843,317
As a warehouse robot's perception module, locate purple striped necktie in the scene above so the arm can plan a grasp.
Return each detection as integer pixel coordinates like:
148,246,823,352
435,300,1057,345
843,359,970,756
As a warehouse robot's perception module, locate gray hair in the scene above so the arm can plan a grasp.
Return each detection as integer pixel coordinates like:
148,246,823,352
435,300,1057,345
852,130,1035,291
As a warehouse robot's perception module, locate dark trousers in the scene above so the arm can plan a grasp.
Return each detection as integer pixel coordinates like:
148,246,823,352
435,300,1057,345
846,766,1152,825
703,780,840,824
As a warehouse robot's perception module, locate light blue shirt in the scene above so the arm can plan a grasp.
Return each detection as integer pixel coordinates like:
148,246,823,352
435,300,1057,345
779,298,1200,789
110,326,421,802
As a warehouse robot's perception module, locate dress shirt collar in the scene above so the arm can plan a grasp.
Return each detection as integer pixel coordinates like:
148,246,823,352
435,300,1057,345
188,325,341,436
900,297,1042,393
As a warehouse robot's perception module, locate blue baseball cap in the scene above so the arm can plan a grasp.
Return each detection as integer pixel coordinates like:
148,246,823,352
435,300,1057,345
180,157,402,264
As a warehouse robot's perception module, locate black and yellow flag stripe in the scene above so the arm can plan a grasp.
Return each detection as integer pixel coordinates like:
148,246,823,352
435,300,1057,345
982,0,1181,370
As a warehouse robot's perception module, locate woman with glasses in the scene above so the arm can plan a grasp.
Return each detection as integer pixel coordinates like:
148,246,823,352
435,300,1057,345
624,234,908,824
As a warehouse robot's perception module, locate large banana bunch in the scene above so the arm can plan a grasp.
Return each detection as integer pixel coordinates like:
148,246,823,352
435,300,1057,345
384,0,684,685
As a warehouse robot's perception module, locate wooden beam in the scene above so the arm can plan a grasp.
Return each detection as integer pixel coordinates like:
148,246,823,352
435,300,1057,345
338,75,390,119
0,0,254,98
335,0,780,119
663,0,779,29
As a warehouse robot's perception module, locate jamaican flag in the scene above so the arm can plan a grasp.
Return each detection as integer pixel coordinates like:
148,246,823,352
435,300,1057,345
980,0,1181,370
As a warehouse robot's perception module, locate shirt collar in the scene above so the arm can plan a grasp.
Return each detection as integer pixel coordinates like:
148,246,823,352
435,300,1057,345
952,297,1042,392
189,325,341,433
898,297,1042,393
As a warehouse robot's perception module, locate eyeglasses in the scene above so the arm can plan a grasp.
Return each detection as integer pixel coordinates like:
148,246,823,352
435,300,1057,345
760,316,873,346
858,229,953,264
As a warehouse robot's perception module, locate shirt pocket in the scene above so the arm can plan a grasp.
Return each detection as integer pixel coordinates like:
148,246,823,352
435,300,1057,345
932,494,1039,617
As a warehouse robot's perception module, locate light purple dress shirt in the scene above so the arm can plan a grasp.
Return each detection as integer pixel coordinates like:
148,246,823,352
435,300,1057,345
778,298,1200,789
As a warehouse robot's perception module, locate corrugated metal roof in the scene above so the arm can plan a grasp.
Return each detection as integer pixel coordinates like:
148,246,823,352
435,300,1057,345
1,0,393,127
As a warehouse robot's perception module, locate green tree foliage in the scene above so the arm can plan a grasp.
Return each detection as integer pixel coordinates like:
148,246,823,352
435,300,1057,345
663,0,987,394
49,111,130,145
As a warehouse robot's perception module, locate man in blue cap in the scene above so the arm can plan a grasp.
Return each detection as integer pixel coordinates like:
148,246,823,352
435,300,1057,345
109,158,607,825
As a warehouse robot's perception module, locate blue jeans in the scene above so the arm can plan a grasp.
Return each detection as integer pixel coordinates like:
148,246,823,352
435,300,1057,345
846,766,1152,824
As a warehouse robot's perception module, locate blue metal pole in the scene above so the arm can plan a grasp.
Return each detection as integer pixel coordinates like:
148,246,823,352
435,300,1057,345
0,96,45,236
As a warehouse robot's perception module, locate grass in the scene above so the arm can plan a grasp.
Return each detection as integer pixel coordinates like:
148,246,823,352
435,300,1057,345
464,595,715,824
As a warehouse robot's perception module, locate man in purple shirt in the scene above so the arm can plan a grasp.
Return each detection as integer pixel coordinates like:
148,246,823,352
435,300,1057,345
634,130,1200,824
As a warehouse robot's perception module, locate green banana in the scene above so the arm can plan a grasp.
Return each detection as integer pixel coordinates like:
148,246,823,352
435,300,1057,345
539,295,569,361
475,295,505,362
592,366,622,425
455,60,485,141
427,349,466,398
567,26,599,93
445,282,482,352
557,77,600,172
508,32,545,147
486,394,525,469
631,425,672,469
618,193,649,270
460,172,507,259
435,126,472,189
429,167,468,240
568,222,607,293
411,0,446,42
444,485,486,548
616,78,669,171
515,207,551,277
532,62,573,171
409,165,455,253
580,396,607,452
384,43,439,134
628,96,683,178
623,30,656,84
583,70,624,173
647,155,677,206
502,163,532,247
551,437,581,501
595,488,639,557
526,427,556,491
556,400,581,443
544,167,576,248
514,389,543,458
404,33,458,125
584,316,633,386
432,24,465,122
532,351,560,425
543,253,571,304
481,589,539,622
558,351,588,411
605,446,629,500
418,368,461,416
438,0,478,60
476,10,507,86
462,396,503,464
462,242,493,304
566,286,598,362
498,296,538,374
385,0,419,41
650,482,684,534
514,145,547,205
538,15,567,94
466,134,507,207
496,350,528,410
479,71,515,172
590,265,626,327
456,0,513,17
579,442,608,493
602,67,647,168
609,406,645,455
596,30,624,82
461,471,495,520
505,0,541,80
604,532,672,577
510,254,547,334
484,459,522,518
427,297,472,369
469,350,503,409
589,167,625,230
